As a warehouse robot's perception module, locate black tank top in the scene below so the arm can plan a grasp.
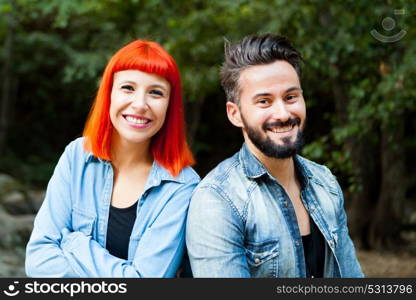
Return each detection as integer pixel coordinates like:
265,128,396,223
106,201,138,260
301,217,325,278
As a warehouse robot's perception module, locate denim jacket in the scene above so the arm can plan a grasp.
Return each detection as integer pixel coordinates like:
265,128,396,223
186,144,363,278
26,137,200,277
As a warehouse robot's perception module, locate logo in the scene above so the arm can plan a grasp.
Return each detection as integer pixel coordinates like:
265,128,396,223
3,281,20,297
371,9,407,43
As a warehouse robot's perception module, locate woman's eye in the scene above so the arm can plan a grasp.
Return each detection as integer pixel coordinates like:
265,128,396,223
121,85,134,91
258,99,269,105
150,89,164,97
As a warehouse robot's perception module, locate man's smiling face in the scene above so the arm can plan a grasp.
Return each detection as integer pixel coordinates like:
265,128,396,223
229,60,306,159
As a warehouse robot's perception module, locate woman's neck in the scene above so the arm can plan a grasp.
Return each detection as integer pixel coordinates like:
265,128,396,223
110,135,153,171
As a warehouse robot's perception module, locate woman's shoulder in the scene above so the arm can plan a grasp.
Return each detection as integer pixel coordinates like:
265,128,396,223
61,137,91,163
154,163,200,186
177,166,201,184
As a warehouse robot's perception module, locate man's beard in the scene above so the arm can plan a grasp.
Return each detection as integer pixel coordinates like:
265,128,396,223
242,116,304,159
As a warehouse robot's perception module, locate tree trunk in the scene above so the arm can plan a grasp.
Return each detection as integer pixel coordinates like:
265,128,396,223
368,118,406,249
185,98,204,148
0,0,16,156
347,135,380,249
319,13,380,249
330,74,380,249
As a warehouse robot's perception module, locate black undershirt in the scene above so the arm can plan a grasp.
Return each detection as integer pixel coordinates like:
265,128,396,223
301,218,325,278
106,201,138,260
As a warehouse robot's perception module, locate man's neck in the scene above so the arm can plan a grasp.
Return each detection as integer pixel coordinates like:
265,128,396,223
245,139,297,188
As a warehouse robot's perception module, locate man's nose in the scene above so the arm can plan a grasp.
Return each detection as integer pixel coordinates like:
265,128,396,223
270,100,290,122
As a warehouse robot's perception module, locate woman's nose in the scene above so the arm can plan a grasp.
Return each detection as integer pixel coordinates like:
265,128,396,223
131,92,148,112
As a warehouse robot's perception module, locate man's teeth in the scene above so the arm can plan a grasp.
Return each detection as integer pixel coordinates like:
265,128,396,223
269,125,294,133
125,116,149,124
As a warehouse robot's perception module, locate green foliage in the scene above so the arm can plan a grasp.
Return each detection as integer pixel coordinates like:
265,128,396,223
1,0,416,193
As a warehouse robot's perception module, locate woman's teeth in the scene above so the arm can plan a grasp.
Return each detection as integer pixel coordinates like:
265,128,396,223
125,116,149,124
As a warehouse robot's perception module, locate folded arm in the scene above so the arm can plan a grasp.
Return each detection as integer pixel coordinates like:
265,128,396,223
59,182,196,277
25,144,79,277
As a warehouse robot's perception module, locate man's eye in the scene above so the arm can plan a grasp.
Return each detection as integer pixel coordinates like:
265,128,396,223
121,85,134,91
258,99,269,105
150,89,164,97
286,94,297,101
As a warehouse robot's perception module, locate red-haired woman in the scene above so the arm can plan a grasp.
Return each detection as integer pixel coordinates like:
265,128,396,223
25,40,199,277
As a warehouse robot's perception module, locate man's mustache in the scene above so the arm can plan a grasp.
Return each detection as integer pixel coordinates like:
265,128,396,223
262,117,301,130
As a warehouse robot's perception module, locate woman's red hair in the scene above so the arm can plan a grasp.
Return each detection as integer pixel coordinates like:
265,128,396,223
83,40,194,176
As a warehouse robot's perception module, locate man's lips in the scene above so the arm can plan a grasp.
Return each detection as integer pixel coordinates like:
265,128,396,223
263,117,301,133
267,123,296,133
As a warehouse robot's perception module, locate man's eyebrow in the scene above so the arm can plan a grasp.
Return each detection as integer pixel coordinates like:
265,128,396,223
252,87,302,98
285,86,303,93
253,92,273,98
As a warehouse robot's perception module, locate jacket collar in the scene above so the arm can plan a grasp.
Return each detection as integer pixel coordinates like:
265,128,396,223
239,143,313,187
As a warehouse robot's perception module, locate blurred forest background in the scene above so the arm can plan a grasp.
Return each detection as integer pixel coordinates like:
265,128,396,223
0,0,416,277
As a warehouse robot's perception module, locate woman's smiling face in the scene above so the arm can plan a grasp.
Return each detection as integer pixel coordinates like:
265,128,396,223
109,69,171,146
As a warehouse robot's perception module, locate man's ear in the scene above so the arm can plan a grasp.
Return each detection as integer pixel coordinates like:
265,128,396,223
226,101,243,128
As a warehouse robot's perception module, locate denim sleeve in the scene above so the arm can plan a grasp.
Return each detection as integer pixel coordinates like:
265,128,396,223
59,181,197,277
333,177,365,278
186,186,250,277
25,144,79,277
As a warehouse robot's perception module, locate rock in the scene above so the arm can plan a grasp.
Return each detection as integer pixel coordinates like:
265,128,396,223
27,190,46,212
410,211,416,225
0,174,22,195
0,248,26,277
0,207,34,249
2,191,34,215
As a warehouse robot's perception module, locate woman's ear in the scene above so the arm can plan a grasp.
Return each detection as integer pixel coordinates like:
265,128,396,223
226,101,243,128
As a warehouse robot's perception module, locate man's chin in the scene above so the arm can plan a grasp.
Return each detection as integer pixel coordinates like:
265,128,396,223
267,134,296,146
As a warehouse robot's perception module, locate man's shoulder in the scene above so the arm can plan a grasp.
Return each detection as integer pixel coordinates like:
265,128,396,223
197,152,242,189
190,151,251,220
296,155,340,192
194,151,254,198
297,155,332,175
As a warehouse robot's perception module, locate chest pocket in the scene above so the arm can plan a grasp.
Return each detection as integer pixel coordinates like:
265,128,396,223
245,239,279,277
71,208,96,236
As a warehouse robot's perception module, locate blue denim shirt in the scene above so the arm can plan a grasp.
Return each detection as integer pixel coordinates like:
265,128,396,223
25,137,200,277
186,144,363,278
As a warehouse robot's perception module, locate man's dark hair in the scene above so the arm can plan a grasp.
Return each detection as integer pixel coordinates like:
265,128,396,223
220,33,303,104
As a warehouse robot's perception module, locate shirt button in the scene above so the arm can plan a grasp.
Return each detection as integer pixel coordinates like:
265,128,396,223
310,205,315,211
254,258,261,264
295,241,300,246
283,201,288,207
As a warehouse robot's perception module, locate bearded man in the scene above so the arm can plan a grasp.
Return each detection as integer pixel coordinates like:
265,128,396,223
186,33,363,278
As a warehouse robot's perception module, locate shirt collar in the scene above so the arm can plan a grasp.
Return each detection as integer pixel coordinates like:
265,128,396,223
85,152,106,163
239,142,312,187
85,152,186,186
239,143,269,179
146,160,187,186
